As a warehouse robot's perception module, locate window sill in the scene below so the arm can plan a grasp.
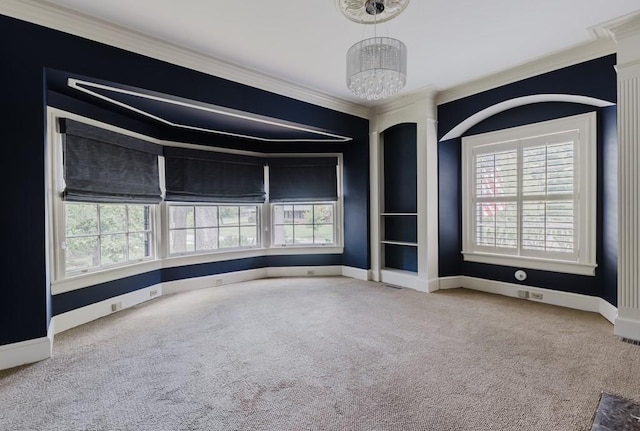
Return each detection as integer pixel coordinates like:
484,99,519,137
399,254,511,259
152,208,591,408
462,251,596,276
52,259,163,295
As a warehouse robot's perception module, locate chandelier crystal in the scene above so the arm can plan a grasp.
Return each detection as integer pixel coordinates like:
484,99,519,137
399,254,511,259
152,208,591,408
347,37,407,100
338,0,410,101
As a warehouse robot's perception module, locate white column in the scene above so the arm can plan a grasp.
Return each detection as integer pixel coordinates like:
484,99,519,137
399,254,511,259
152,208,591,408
369,129,382,282
416,113,439,292
611,13,640,341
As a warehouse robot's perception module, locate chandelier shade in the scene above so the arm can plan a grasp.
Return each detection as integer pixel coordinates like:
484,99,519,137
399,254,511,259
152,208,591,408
346,36,407,100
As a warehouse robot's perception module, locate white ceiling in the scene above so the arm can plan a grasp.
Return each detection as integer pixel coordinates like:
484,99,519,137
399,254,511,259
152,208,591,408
35,0,640,106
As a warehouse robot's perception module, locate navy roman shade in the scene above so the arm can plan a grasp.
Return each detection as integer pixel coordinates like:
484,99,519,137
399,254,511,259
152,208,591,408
268,157,338,202
60,118,162,204
164,147,266,203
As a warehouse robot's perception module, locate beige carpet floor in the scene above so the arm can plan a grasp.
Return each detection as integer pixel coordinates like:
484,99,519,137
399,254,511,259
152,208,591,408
1,276,639,430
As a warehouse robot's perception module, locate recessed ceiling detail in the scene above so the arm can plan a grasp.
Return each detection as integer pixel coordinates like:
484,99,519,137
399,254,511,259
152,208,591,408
67,79,352,143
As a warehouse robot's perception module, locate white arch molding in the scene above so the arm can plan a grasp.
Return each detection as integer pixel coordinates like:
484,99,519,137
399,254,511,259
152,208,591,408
439,94,615,141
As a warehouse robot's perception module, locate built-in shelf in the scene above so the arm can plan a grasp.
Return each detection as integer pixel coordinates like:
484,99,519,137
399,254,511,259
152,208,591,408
380,213,418,216
381,240,418,247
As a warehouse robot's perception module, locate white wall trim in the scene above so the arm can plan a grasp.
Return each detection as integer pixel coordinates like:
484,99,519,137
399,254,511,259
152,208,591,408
437,275,618,325
614,308,640,341
0,333,52,371
265,266,343,278
440,94,613,142
0,0,369,119
435,39,616,105
599,300,619,325
438,276,464,290
341,266,371,281
51,285,162,335
380,269,419,290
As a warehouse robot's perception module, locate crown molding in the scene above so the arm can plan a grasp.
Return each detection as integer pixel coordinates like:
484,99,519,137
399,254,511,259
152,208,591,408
375,86,438,118
604,11,640,41
0,0,371,119
435,38,616,106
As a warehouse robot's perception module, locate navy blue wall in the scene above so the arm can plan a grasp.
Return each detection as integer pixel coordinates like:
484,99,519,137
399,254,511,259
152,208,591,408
437,55,618,304
0,14,369,346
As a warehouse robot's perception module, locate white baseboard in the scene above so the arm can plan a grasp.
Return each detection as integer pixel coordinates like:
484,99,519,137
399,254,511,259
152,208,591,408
162,268,268,295
599,300,618,325
266,265,342,278
341,266,370,281
380,269,419,290
0,332,52,371
438,276,464,290
51,285,162,335
438,275,618,325
614,307,640,341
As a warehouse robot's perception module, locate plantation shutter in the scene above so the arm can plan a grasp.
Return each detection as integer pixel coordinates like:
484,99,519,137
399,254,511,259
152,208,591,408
474,147,518,249
268,157,338,202
164,147,266,203
60,118,162,204
521,132,577,254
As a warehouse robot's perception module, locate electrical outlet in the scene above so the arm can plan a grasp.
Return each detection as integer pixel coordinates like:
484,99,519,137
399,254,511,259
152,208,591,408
518,290,530,299
307,270,316,276
531,292,543,300
149,289,158,297
111,302,122,312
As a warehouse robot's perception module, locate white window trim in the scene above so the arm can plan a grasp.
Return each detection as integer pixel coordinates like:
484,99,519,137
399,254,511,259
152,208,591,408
271,202,339,247
47,107,344,295
166,202,263,257
461,112,597,276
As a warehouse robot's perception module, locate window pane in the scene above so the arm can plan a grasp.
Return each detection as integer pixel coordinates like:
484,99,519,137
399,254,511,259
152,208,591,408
128,205,149,231
66,203,98,236
240,206,257,226
293,205,312,224
65,236,99,272
99,205,127,234
101,233,127,265
314,204,334,224
170,206,194,229
129,232,150,260
219,227,240,248
273,225,293,245
523,142,574,196
219,207,239,226
295,224,314,244
240,226,258,246
315,224,334,244
195,227,219,251
522,200,574,253
547,143,574,195
170,229,194,254
282,205,294,224
476,150,517,198
546,201,574,252
273,205,285,224
195,206,218,228
475,202,517,248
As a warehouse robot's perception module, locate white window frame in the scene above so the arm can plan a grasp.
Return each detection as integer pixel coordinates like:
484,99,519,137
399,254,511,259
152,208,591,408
166,202,262,256
271,202,338,247
461,112,597,276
